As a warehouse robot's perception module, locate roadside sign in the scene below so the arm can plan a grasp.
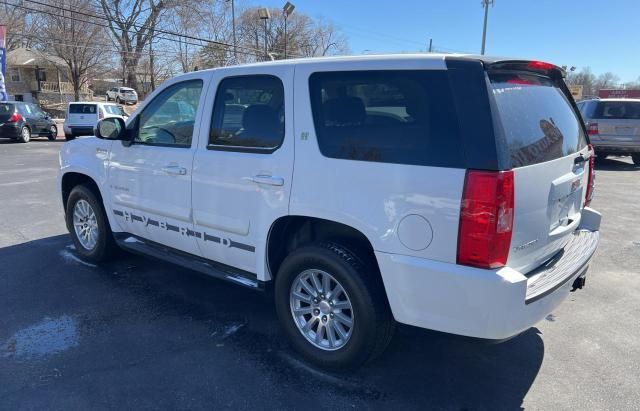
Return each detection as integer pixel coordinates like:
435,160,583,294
598,89,640,99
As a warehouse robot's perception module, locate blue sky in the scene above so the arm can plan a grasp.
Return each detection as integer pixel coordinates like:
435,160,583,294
255,0,639,82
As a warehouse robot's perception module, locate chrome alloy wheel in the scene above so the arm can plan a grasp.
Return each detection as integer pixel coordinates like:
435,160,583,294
73,199,98,250
290,269,354,351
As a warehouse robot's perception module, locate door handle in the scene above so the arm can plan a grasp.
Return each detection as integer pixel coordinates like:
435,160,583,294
161,165,187,176
251,175,284,186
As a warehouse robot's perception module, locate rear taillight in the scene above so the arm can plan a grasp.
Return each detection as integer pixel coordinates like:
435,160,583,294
528,60,556,71
585,144,595,207
457,170,515,269
586,122,599,136
8,113,23,123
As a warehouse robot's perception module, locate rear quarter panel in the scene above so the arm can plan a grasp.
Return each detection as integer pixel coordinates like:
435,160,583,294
291,58,465,263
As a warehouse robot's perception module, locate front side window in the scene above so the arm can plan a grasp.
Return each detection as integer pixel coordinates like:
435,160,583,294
135,80,203,147
309,70,463,166
209,75,285,151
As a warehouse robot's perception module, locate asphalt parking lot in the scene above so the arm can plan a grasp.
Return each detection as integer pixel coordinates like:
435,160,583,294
1,139,639,410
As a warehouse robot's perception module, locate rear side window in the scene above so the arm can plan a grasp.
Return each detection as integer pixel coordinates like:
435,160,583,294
309,70,462,167
209,75,285,152
0,103,14,114
104,105,121,115
593,101,640,119
69,104,97,114
489,73,587,167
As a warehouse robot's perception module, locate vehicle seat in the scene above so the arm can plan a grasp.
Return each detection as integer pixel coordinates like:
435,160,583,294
239,104,282,147
323,96,366,126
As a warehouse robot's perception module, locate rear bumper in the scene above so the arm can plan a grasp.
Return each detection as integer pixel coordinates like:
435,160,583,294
591,138,640,153
376,207,601,340
65,126,95,137
0,123,21,138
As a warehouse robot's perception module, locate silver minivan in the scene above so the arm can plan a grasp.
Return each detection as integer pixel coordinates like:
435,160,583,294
577,98,640,164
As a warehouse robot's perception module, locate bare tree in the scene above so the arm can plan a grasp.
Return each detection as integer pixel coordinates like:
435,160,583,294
567,67,597,96
594,72,620,91
98,0,171,90
41,0,108,101
236,7,348,62
1,2,42,50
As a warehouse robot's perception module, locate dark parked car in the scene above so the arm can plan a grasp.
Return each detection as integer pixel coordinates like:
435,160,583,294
0,101,58,143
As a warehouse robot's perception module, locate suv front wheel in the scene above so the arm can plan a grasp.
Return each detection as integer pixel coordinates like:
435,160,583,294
66,185,116,262
274,242,394,370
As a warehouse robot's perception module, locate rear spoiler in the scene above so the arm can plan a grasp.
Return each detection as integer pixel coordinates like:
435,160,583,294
484,59,566,80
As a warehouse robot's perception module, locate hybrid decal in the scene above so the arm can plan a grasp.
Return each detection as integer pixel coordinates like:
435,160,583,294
112,209,255,253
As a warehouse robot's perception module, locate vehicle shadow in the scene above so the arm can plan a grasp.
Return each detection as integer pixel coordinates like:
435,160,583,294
595,156,639,171
1,234,543,410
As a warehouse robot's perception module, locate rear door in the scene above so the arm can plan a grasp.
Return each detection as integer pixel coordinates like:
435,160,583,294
191,68,294,277
29,104,49,135
488,70,590,274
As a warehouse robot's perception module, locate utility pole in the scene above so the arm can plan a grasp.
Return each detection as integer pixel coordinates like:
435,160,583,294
428,38,433,53
480,0,494,55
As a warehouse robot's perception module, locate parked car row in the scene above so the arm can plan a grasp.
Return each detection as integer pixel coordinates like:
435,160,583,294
0,100,131,143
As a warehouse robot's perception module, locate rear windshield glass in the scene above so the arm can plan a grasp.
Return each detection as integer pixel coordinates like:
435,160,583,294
0,103,14,113
490,73,587,167
309,70,462,167
69,104,97,114
593,101,640,119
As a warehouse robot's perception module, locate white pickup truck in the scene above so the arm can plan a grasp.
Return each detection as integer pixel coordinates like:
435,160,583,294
58,54,600,369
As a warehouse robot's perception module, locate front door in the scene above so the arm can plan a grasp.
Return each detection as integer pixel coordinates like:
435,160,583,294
191,68,294,278
107,77,206,254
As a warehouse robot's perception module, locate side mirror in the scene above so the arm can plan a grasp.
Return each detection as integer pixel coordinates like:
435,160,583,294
43,112,50,119
95,117,129,141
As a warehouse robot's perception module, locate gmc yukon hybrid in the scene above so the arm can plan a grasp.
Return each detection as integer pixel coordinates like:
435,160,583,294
58,55,601,369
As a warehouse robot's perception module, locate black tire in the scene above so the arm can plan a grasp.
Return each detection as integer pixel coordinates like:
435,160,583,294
274,242,394,370
65,184,116,263
116,97,121,104
48,125,58,141
65,134,75,141
19,126,30,143
632,154,640,165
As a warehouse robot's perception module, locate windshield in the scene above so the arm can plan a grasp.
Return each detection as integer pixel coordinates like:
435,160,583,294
490,73,587,167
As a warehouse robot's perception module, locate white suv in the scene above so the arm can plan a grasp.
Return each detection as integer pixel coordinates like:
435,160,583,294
58,55,600,369
106,87,138,105
63,102,128,141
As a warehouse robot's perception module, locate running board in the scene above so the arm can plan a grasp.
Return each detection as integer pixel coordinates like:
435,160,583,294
114,234,263,291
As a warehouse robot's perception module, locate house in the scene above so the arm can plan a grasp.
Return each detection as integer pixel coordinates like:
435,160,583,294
6,48,93,106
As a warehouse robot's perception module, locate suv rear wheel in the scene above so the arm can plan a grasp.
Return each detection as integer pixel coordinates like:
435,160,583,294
66,185,116,262
274,242,394,370
19,126,30,143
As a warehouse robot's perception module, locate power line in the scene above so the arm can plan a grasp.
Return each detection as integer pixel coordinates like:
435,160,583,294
18,0,304,58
